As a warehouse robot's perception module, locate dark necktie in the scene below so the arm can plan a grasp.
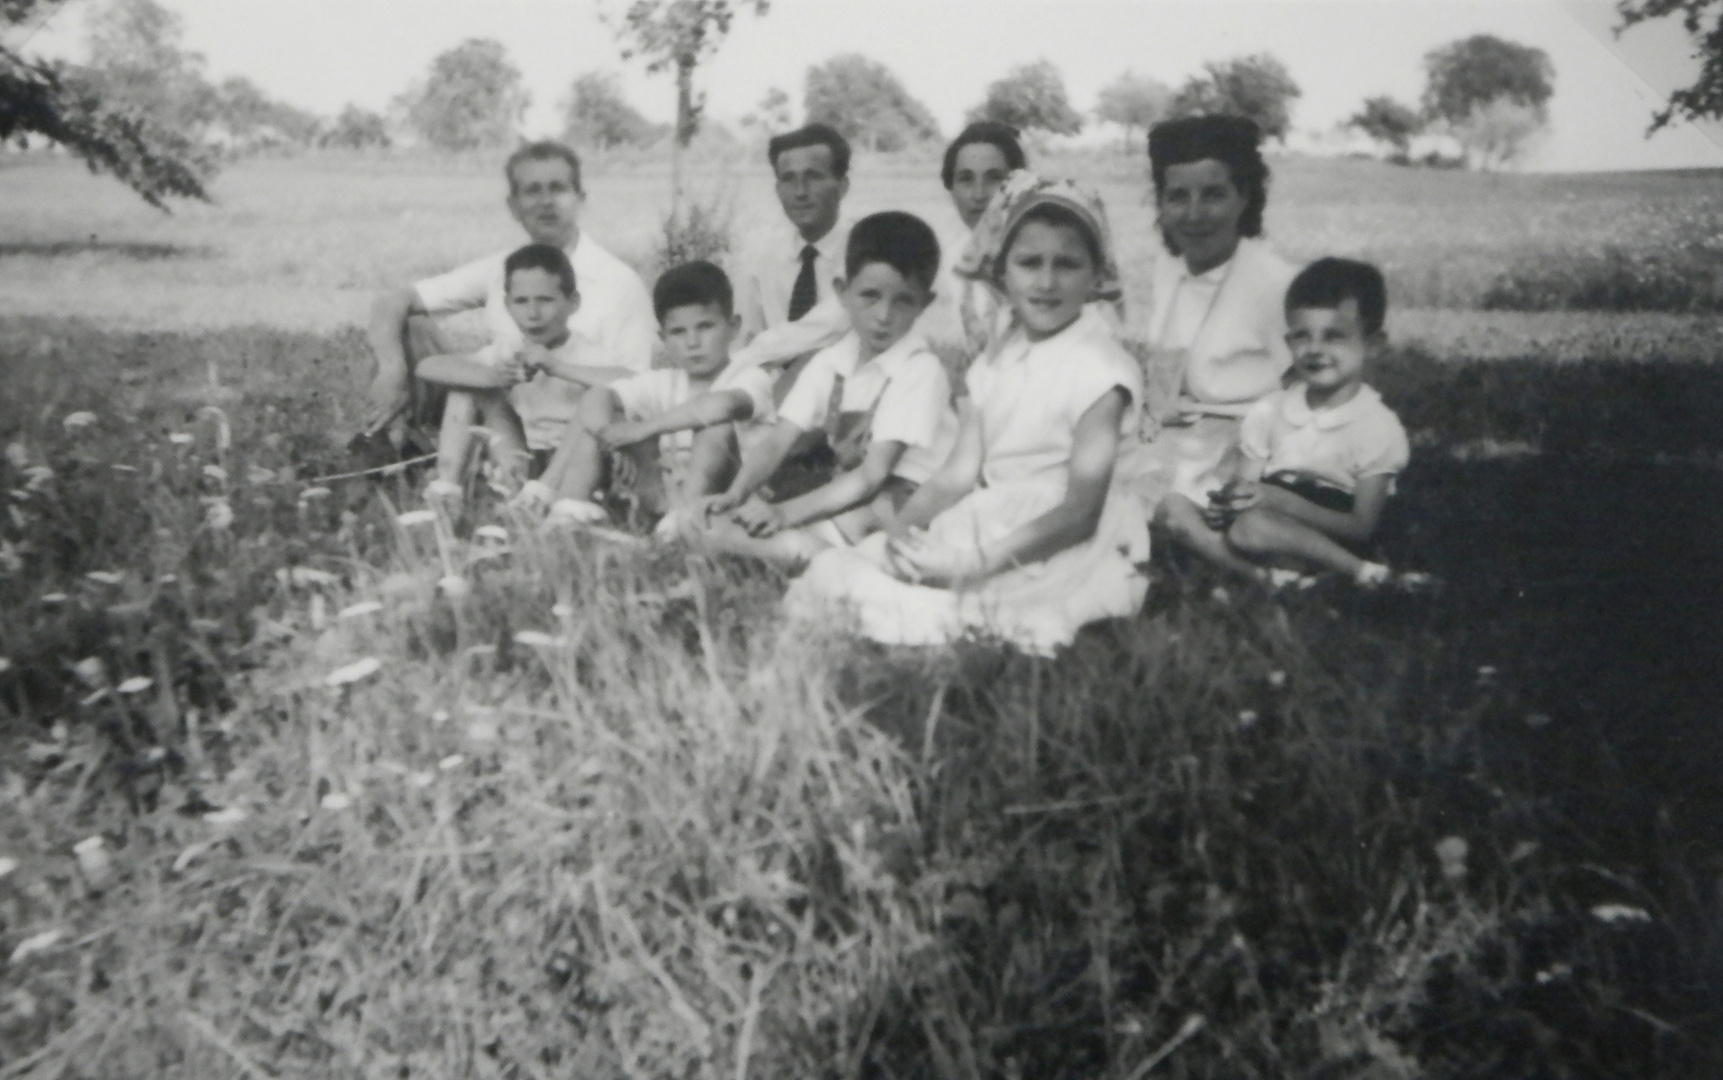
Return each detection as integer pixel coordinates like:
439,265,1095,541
787,244,819,322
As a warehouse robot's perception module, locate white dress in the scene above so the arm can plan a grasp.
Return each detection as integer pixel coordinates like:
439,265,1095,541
785,308,1149,654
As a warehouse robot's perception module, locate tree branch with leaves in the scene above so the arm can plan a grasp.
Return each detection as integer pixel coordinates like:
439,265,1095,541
1617,0,1723,129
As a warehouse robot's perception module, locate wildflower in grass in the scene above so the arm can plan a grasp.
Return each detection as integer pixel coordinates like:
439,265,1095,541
439,575,471,599
115,676,153,695
9,928,63,963
111,464,136,473
286,567,338,588
72,835,115,890
431,709,449,725
326,657,382,687
22,465,54,491
299,486,331,501
1267,670,1287,689
466,719,498,743
61,411,97,432
0,658,9,675
3,442,27,468
171,842,210,873
0,856,17,879
1591,903,1652,923
338,600,382,620
201,464,227,482
397,509,436,527
202,498,234,531
552,602,575,619
71,657,106,687
1435,836,1469,881
245,465,275,485
202,807,248,825
319,792,352,811
85,571,123,586
1508,840,1539,863
40,592,67,604
1237,709,1260,729
168,432,195,446
408,771,435,787
438,754,465,771
475,525,509,544
513,630,567,648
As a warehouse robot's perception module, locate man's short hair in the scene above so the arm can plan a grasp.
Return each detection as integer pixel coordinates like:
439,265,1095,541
1285,257,1387,336
504,243,577,297
844,211,940,290
505,141,584,196
653,260,734,322
767,123,851,178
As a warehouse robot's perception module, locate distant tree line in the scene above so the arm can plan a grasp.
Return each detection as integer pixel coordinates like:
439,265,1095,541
10,0,1723,208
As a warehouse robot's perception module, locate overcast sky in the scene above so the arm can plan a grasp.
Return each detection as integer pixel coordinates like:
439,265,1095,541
18,0,1723,172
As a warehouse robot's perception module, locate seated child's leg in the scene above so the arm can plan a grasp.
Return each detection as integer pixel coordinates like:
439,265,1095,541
435,389,479,486
1225,506,1367,579
542,387,621,502
685,423,741,498
1157,492,1269,580
471,392,530,489
620,438,665,517
698,515,830,571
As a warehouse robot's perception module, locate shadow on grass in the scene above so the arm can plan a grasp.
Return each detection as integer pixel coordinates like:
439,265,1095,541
0,239,216,261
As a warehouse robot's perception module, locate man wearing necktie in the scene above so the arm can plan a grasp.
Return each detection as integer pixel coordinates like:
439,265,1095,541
729,125,853,392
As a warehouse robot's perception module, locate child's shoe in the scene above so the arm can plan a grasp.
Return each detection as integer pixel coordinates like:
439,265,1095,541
424,478,464,516
510,479,555,515
545,498,609,528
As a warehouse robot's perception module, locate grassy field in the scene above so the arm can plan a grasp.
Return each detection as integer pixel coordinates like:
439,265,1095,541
1,149,1721,1078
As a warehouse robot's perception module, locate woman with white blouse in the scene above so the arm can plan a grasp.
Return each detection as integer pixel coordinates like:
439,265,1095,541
1129,115,1298,524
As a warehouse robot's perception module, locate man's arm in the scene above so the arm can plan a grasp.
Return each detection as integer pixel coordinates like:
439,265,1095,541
729,293,850,372
359,285,428,433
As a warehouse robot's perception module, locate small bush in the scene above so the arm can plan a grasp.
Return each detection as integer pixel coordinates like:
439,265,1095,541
654,191,735,276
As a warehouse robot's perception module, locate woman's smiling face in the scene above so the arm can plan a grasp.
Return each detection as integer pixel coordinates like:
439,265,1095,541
1157,157,1247,275
1001,217,1098,341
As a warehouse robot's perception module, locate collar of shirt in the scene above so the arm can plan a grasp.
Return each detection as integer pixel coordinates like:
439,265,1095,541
1175,253,1232,288
780,216,848,266
1280,383,1383,431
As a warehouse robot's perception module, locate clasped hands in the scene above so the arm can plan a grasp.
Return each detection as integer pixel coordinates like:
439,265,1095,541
1201,478,1260,531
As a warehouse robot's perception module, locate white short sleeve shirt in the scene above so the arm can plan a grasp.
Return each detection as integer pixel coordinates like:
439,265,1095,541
608,362,777,453
470,338,587,451
729,216,852,342
1238,383,1410,494
777,331,959,485
414,232,658,373
966,307,1143,491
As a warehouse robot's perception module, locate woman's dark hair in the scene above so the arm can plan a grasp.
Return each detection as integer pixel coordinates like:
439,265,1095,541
997,202,1103,280
941,122,1027,190
1147,114,1270,249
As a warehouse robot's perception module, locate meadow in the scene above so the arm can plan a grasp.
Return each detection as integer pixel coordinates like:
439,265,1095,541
1,148,1721,1078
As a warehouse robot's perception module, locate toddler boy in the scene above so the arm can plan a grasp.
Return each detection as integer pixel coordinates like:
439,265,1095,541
1161,257,1416,586
521,260,775,529
700,211,958,568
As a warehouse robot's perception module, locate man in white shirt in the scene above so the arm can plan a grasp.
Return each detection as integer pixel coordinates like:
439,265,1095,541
727,124,855,388
353,141,657,456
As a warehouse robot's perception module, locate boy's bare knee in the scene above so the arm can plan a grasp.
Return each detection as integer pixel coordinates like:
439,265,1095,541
1225,509,1277,555
578,387,621,426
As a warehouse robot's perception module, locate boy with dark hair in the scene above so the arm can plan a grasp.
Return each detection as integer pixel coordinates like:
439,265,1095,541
418,244,632,506
518,261,775,530
699,211,958,567
1160,256,1420,587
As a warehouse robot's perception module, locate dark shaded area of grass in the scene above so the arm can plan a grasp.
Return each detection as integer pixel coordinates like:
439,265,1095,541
0,240,215,261
1482,246,1723,315
3,318,1722,1077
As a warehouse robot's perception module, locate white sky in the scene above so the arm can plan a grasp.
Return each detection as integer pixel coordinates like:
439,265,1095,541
17,0,1723,172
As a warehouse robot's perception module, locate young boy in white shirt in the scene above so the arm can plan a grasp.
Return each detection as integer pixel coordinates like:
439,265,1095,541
1162,257,1418,587
418,244,631,507
699,211,959,569
518,261,776,529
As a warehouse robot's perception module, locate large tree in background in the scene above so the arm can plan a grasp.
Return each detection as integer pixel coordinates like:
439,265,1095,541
740,85,792,136
80,0,217,139
1094,69,1172,151
804,54,939,152
562,71,659,150
1168,53,1301,141
398,38,527,152
320,103,390,150
969,59,1082,136
0,0,208,207
608,0,768,214
1347,94,1423,159
1615,0,1723,129
1421,35,1553,169
212,75,320,152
